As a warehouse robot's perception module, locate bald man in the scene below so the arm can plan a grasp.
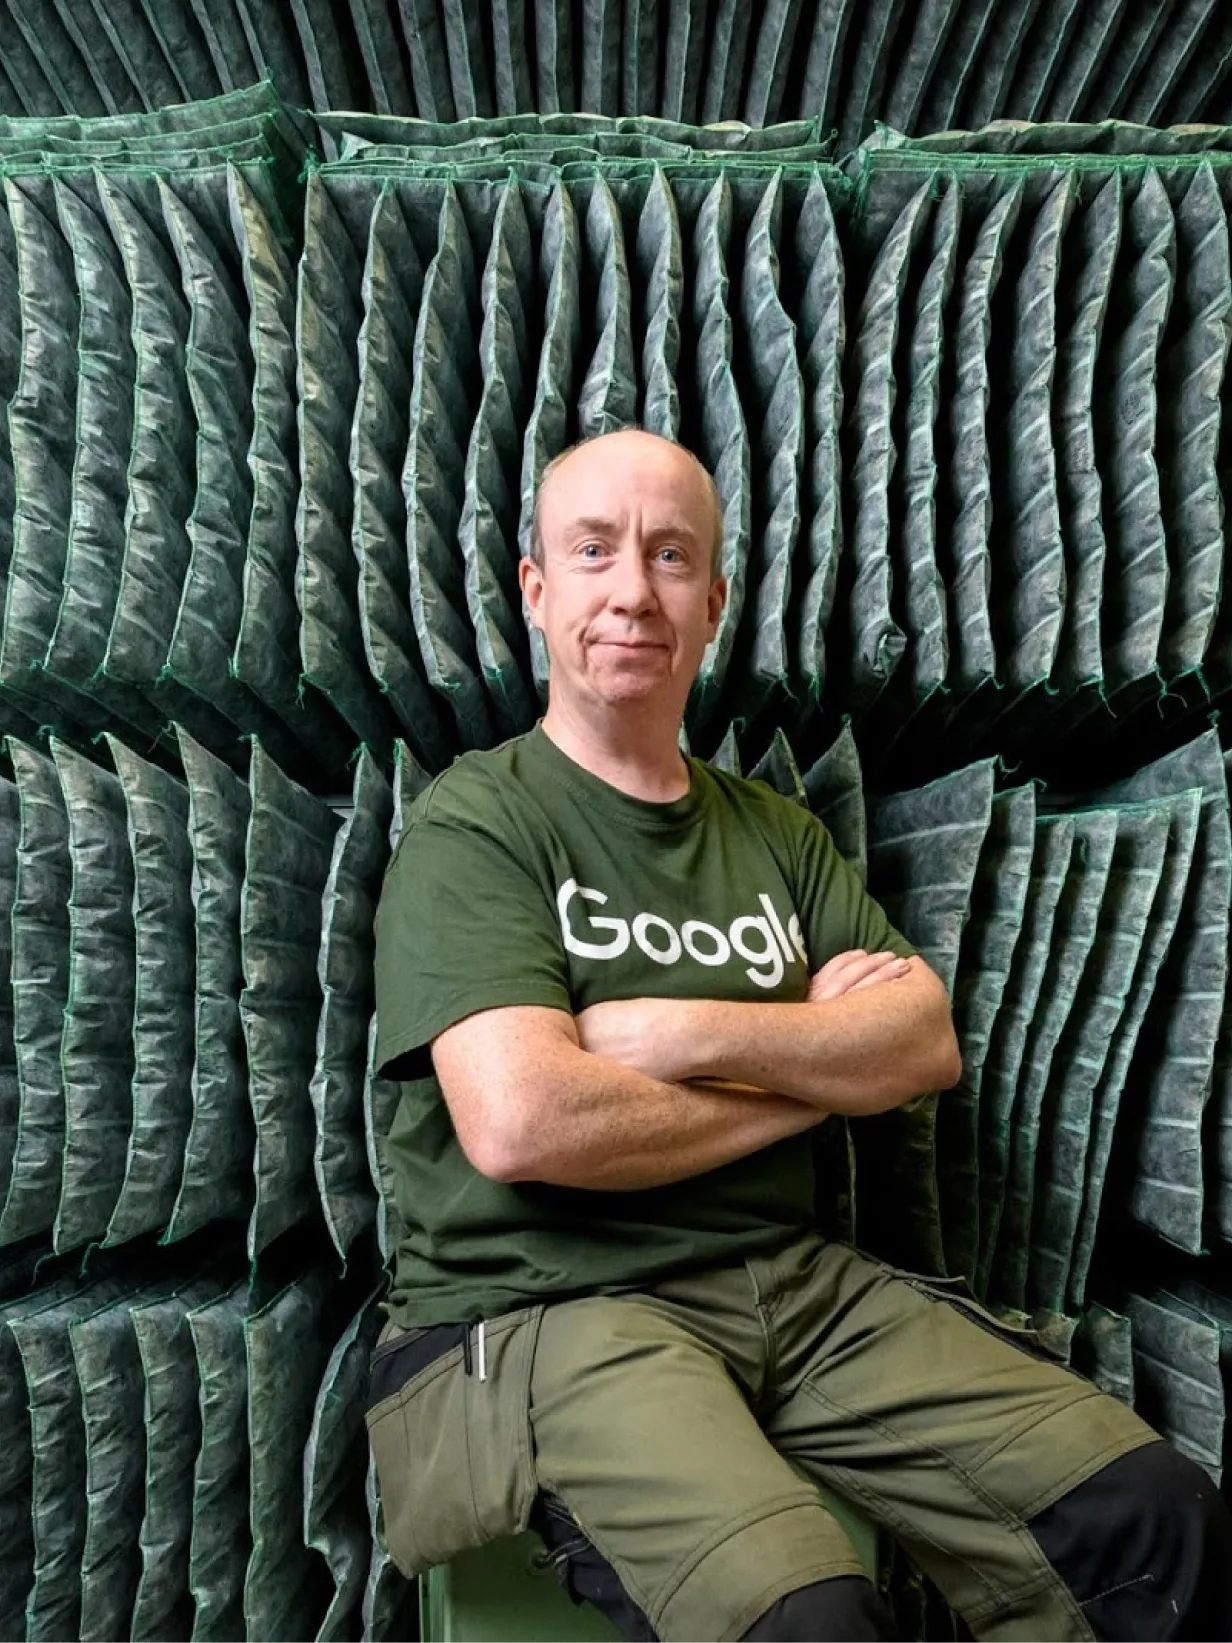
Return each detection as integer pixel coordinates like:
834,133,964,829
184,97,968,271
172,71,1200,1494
370,431,1232,1641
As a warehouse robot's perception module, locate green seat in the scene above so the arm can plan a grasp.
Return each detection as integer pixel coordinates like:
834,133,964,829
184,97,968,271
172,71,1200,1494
421,1483,881,1641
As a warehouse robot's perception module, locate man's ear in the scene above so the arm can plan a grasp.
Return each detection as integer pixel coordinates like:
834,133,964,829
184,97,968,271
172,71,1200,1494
707,575,727,640
519,555,545,631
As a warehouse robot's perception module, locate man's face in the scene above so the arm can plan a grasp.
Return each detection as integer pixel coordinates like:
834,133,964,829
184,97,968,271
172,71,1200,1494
519,432,726,719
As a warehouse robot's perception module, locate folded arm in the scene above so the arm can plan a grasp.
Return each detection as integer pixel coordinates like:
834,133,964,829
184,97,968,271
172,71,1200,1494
431,1004,826,1192
576,951,962,1115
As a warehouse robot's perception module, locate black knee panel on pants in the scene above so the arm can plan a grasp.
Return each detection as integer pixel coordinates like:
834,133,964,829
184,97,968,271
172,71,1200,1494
739,1576,900,1641
1027,1439,1232,1640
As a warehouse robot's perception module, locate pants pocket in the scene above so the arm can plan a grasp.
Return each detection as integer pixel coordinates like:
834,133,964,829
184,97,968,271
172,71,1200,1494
888,1267,1065,1365
365,1304,546,1576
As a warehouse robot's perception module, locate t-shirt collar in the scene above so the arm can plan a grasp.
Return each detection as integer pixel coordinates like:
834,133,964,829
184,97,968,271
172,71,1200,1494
527,722,712,834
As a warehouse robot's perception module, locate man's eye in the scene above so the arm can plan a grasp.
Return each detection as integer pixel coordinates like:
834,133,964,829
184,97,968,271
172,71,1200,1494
579,541,605,559
658,546,684,564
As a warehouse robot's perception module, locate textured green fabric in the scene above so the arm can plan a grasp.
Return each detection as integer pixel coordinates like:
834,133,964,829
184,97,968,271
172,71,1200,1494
1052,170,1121,695
72,1278,185,1643
365,1014,405,1263
635,166,683,441
838,0,908,151
166,727,252,1244
17,0,116,116
701,0,752,124
1004,0,1084,121
10,1275,132,1643
791,173,844,710
304,1291,383,1640
232,0,309,104
1071,1303,1135,1406
88,0,183,109
160,177,301,761
1069,787,1201,1311
801,720,867,882
1042,0,1131,121
404,184,492,751
1124,0,1220,125
135,0,222,102
1091,731,1231,1254
580,0,621,115
844,182,928,713
312,749,393,1262
51,740,134,1256
44,173,164,744
0,25,61,117
242,742,340,1259
296,171,396,755
243,1267,333,1642
0,741,69,1247
0,776,17,1231
938,783,1035,1283
746,726,807,806
186,1281,252,1643
578,175,637,436
490,0,534,115
1026,800,1172,1314
743,0,809,127
884,0,966,131
351,182,454,770
729,172,803,723
0,174,109,736
1157,162,1229,681
855,759,995,1273
687,174,751,734
460,178,539,738
184,1,258,91
400,0,455,121
707,721,742,775
96,175,192,692
897,178,959,707
343,0,414,116
518,180,581,702
661,0,707,124
102,738,193,1246
959,0,1042,127
1096,168,1174,695
989,808,1118,1311
230,165,352,776
944,179,1024,701
362,1454,416,1641
290,0,358,117
1124,1288,1229,1484
975,813,1075,1299
441,0,494,120
0,1276,78,1639
1086,6,1172,124
622,0,660,117
989,170,1074,698
917,3,1000,133
129,1275,226,1642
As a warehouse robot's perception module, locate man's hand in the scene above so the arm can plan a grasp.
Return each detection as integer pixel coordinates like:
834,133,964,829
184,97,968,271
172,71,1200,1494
808,948,912,1001
575,995,686,1083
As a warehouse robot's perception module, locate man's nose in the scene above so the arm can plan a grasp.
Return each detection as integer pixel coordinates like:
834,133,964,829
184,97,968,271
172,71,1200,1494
608,551,658,614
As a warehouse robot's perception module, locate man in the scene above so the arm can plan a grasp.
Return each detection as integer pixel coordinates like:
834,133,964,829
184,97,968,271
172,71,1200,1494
371,429,1232,1641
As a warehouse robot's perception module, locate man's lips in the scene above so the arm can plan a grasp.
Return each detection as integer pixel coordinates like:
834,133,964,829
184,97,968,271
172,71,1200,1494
591,638,670,650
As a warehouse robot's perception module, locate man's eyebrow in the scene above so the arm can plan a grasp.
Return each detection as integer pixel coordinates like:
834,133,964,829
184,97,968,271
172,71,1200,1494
567,516,622,536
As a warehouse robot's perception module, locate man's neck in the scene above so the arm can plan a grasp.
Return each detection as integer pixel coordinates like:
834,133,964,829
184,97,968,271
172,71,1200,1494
541,697,690,803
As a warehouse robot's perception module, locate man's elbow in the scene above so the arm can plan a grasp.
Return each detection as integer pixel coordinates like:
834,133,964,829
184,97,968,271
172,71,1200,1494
454,1092,556,1184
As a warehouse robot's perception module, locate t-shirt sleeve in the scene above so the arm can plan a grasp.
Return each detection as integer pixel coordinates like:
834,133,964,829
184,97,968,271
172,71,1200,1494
373,809,573,1080
792,810,918,967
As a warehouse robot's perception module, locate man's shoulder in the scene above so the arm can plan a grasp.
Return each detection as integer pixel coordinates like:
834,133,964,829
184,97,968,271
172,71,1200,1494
410,732,542,830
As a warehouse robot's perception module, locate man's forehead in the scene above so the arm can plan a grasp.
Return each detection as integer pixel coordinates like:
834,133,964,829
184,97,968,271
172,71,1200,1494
540,437,711,521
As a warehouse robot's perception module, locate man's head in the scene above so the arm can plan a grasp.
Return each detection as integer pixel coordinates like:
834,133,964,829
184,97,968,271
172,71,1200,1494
519,429,727,723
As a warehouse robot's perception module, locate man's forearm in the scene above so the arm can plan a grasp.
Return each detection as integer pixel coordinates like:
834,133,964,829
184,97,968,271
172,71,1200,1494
491,1052,825,1192
618,964,961,1113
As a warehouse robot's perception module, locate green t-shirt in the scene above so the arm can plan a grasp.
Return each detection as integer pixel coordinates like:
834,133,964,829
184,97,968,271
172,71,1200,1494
373,726,915,1325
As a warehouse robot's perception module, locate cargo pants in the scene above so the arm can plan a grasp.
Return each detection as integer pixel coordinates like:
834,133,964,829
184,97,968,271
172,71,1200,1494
366,1232,1229,1640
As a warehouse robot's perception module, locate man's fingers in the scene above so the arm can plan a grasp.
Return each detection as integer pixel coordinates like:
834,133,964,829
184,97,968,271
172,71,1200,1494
810,950,910,999
848,960,912,991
